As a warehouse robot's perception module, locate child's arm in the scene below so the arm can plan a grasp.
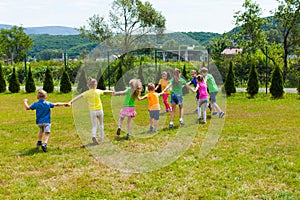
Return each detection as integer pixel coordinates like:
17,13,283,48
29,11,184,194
103,90,114,94
23,99,30,110
54,102,68,107
138,95,147,101
162,83,172,93
155,84,160,91
113,90,126,96
68,94,83,106
186,84,197,93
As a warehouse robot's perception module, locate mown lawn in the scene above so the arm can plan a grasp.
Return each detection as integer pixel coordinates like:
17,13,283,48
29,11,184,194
0,91,299,199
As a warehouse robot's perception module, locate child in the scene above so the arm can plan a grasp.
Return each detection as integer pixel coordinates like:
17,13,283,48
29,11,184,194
113,79,143,139
23,89,67,152
188,69,199,112
139,83,163,133
191,75,209,124
155,71,171,113
162,68,193,128
200,67,225,118
68,77,113,145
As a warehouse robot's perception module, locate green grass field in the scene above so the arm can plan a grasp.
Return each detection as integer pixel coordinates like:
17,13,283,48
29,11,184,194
0,91,299,199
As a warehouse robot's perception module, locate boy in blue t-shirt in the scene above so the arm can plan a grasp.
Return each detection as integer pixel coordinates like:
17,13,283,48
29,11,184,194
24,89,67,152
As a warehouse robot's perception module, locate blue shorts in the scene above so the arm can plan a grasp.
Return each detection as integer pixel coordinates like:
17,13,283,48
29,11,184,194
170,94,183,105
149,110,160,120
210,92,218,103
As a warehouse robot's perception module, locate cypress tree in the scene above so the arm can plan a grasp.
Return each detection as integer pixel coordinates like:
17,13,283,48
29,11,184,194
247,64,259,98
155,65,162,93
182,64,189,95
77,68,88,93
43,67,54,93
25,66,36,93
97,68,106,90
60,70,72,93
270,66,284,98
182,64,187,79
224,60,236,96
138,65,145,94
115,64,125,91
0,63,6,93
8,67,20,93
297,76,300,95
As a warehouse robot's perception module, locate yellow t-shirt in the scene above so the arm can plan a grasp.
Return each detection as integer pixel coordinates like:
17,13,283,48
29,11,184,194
146,92,160,110
159,78,169,94
82,89,104,111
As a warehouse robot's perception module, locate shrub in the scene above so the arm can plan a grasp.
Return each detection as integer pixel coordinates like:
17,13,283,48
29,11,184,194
0,63,6,93
224,60,236,96
115,64,125,91
8,67,20,93
97,68,106,90
25,67,36,93
182,64,189,95
43,67,54,93
270,66,284,98
77,68,88,93
247,64,259,98
138,65,145,94
60,70,72,93
297,76,300,95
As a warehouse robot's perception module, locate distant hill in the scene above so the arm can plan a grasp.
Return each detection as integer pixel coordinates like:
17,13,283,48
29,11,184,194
0,24,79,35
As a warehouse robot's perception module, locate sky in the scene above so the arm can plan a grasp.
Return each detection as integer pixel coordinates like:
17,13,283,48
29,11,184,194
0,0,279,34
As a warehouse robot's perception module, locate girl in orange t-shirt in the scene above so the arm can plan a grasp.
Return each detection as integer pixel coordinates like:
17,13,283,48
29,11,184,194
140,83,163,133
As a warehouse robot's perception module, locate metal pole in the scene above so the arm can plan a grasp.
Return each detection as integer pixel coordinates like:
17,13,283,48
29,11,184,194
266,46,268,94
24,53,27,80
207,48,210,71
63,42,67,70
155,49,157,72
107,51,110,90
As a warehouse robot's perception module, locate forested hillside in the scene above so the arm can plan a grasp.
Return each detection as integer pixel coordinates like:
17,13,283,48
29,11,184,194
27,31,220,59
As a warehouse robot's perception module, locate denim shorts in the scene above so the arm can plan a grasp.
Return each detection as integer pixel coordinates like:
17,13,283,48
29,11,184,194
210,92,218,103
149,110,160,120
38,123,51,133
170,94,183,105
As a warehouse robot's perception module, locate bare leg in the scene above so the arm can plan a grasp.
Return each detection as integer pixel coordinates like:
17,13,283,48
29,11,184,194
44,132,50,144
118,117,124,128
212,102,221,113
170,104,176,123
179,104,184,119
38,130,43,141
153,119,158,130
127,117,132,134
150,118,153,128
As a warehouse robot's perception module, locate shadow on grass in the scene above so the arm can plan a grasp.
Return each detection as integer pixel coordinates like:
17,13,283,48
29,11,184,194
80,143,99,148
19,147,42,156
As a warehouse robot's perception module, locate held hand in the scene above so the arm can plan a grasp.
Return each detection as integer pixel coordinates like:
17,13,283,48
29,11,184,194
23,99,28,103
65,103,72,107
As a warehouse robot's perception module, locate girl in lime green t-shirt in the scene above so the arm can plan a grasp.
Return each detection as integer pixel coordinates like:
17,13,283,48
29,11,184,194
113,79,143,139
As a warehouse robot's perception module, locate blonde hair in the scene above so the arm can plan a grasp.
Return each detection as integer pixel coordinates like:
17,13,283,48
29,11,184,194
87,77,97,89
129,79,143,98
37,89,47,99
147,83,155,91
173,68,181,83
200,67,208,74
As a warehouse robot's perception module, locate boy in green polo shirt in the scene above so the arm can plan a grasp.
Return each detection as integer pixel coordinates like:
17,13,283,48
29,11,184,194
200,67,225,118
